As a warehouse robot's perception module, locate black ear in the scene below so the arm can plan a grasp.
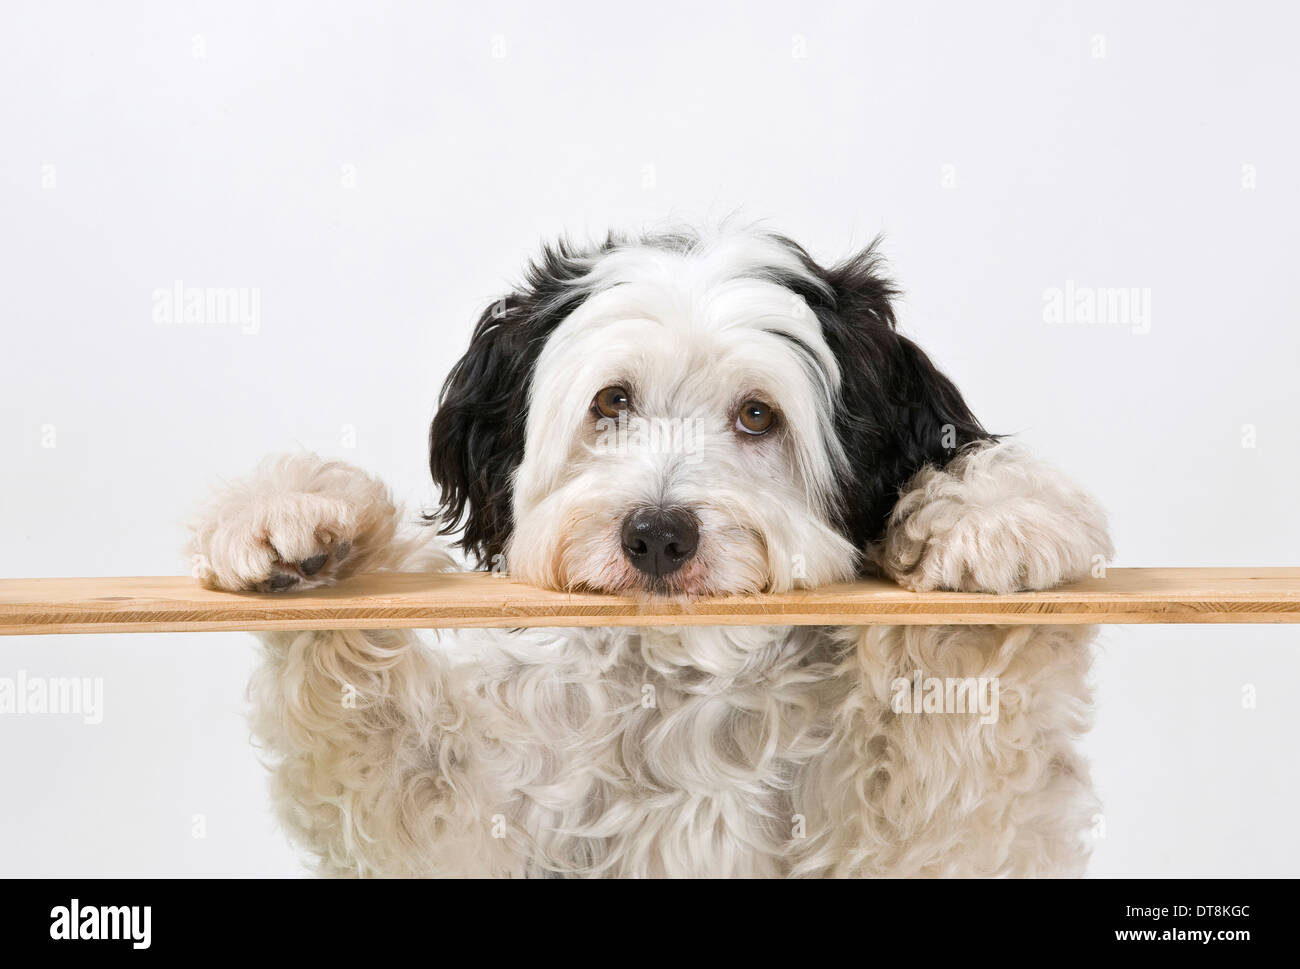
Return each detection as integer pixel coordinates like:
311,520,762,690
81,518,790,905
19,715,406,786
428,240,608,567
427,295,532,569
812,241,993,549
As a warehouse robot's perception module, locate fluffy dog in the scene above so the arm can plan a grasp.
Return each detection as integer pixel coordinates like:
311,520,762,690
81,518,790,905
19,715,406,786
189,226,1113,876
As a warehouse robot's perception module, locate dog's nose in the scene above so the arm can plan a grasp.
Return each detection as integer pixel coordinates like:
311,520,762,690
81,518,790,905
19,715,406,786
620,507,699,578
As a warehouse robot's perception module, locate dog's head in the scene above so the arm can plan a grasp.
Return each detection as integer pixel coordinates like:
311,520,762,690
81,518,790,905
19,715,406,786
429,227,988,595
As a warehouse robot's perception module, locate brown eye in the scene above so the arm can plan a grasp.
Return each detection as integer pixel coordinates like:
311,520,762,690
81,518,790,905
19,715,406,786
593,385,630,419
736,400,775,435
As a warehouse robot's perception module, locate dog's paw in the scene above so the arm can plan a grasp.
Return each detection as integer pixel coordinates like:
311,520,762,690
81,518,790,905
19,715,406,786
878,441,1114,594
192,493,361,593
188,454,397,592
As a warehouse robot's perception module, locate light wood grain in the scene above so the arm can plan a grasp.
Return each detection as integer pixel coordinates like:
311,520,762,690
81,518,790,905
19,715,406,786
0,569,1298,635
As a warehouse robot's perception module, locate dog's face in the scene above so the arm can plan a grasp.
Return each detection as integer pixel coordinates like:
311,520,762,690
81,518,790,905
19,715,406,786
430,227,988,596
508,240,854,596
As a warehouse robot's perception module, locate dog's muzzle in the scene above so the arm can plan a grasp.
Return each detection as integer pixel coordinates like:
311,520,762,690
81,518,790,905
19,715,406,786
620,507,699,578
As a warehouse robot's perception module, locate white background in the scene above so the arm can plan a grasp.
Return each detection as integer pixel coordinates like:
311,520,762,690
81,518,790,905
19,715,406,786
2,0,1297,875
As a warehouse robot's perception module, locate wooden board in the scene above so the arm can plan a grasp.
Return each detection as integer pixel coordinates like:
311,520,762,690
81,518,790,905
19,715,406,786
1,568,1299,635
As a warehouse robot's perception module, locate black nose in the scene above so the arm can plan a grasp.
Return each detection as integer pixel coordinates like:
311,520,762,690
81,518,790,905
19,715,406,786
620,507,699,578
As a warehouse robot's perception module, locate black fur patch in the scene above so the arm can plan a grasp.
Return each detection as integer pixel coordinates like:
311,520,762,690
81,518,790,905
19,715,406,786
770,235,993,550
427,238,613,567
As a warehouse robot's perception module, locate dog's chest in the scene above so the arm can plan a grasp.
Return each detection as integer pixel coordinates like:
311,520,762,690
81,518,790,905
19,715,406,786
462,625,843,876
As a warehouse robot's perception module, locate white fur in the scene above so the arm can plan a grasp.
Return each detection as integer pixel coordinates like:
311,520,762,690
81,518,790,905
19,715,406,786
188,231,1112,877
877,440,1115,594
510,232,852,596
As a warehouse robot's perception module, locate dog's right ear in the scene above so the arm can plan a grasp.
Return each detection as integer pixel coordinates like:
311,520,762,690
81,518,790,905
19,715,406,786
428,241,605,568
428,293,533,569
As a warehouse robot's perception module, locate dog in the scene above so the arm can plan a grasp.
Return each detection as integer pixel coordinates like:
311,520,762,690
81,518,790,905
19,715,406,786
188,225,1113,876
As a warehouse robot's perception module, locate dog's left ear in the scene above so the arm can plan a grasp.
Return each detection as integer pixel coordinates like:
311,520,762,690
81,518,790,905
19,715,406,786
812,241,993,550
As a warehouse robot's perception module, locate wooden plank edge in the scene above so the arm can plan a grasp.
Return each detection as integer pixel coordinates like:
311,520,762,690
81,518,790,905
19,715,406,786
4,602,1300,635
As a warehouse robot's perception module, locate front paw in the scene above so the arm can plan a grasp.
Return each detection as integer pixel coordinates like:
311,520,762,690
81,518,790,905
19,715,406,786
879,441,1114,594
188,454,396,592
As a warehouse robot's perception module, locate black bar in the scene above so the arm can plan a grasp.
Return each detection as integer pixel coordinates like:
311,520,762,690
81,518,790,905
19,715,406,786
0,877,1280,957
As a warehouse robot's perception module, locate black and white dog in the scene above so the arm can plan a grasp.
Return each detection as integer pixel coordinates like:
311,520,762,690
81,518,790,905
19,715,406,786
190,225,1112,876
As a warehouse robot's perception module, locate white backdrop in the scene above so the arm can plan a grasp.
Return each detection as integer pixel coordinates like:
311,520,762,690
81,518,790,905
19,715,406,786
2,0,1297,875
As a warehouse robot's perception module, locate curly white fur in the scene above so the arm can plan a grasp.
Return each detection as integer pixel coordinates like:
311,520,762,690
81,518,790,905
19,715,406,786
877,440,1115,594
189,445,1109,877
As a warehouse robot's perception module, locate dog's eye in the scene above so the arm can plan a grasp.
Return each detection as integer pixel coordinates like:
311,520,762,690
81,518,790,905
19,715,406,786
593,385,631,419
736,400,775,435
